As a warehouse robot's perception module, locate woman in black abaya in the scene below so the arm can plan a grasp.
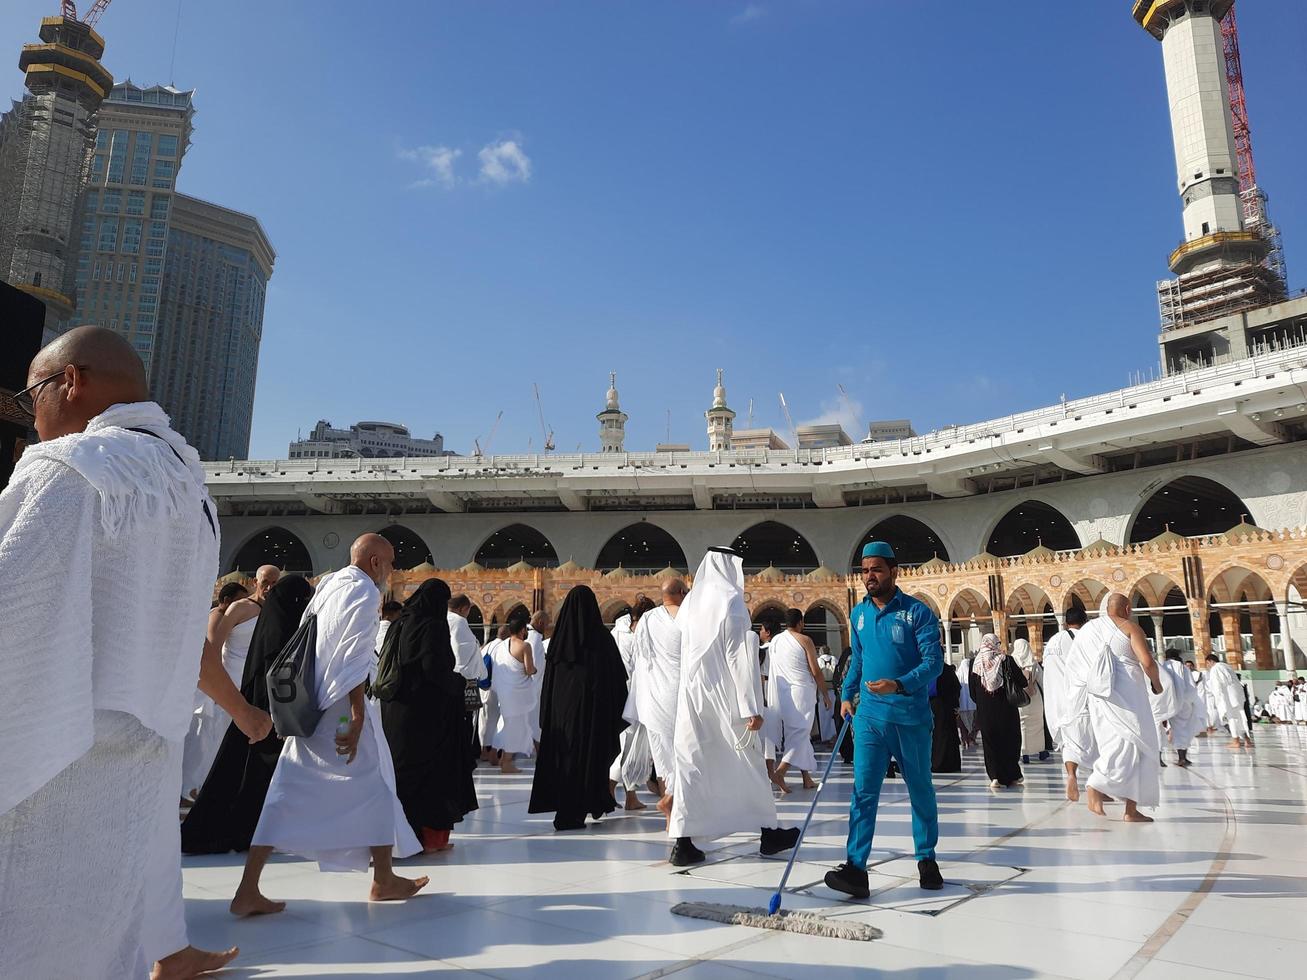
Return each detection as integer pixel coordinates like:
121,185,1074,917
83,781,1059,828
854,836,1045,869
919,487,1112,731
381,577,477,853
528,585,629,831
968,633,1026,788
930,659,963,773
181,575,314,854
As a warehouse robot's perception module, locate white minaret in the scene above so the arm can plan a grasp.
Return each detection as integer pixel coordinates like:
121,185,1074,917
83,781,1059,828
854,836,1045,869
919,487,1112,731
705,368,735,452
1135,1,1266,279
597,372,627,453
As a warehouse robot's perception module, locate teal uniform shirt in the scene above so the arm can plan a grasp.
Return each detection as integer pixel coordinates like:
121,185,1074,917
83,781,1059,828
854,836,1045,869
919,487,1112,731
841,588,942,726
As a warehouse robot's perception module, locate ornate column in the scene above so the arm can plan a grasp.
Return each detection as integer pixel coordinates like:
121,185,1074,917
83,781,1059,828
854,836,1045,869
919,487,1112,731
1219,609,1243,666
1249,609,1274,669
1187,596,1212,659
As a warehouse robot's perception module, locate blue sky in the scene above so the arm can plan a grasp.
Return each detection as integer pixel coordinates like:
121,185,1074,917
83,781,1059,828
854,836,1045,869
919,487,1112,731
4,1,1305,458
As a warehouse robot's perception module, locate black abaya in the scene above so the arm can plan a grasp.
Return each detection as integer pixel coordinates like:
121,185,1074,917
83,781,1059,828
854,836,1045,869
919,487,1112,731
181,575,314,854
930,663,962,773
381,578,477,839
528,585,628,828
969,657,1025,786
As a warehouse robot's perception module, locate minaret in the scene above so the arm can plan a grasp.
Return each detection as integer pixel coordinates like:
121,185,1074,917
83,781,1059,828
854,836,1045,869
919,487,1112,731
597,371,627,453
705,368,735,452
1134,1,1281,336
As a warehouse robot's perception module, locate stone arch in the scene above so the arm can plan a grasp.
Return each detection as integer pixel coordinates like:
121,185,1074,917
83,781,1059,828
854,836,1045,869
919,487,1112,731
850,514,950,569
473,523,559,568
751,598,788,625
1285,563,1307,670
600,597,634,626
466,603,486,644
594,522,688,573
946,587,993,657
1128,573,1189,655
229,525,313,576
910,591,942,618
1063,578,1110,615
802,600,849,653
1126,474,1252,545
731,521,819,574
489,599,531,627
376,523,433,570
984,499,1080,557
1207,564,1274,605
1207,565,1278,668
1005,582,1055,644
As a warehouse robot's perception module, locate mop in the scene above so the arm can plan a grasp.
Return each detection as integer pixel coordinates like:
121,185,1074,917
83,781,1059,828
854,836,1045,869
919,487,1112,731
670,716,882,941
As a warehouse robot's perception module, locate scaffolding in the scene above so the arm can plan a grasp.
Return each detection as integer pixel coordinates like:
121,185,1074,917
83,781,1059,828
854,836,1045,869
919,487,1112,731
1157,263,1284,333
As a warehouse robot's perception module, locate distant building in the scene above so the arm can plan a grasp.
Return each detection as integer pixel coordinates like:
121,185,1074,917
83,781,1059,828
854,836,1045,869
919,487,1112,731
0,15,112,337
795,424,852,449
289,420,452,460
731,428,790,451
865,419,917,443
655,443,690,453
705,369,735,451
597,373,627,452
69,81,196,378
154,193,274,461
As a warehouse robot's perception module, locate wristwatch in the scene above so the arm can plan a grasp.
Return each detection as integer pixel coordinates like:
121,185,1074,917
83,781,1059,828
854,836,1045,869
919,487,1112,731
894,680,906,695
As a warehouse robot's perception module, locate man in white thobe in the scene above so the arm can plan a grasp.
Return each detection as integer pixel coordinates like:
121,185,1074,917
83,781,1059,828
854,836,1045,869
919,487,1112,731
0,327,234,980
609,599,656,810
635,577,687,818
1041,605,1092,800
1161,651,1202,766
234,534,425,913
527,610,552,743
1204,654,1253,747
449,593,489,759
667,548,799,866
1085,594,1165,823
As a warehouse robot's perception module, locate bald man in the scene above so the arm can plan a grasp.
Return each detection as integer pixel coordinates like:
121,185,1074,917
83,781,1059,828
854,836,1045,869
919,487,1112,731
0,327,235,979
1085,594,1165,823
181,564,280,799
236,534,426,912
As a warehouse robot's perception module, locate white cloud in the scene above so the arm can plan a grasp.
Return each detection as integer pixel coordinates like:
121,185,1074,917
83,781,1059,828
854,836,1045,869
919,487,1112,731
477,138,532,185
799,394,865,439
398,144,462,189
731,4,766,25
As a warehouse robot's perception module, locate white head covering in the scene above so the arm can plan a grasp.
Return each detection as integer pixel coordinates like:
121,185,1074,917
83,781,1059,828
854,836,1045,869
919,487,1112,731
976,633,1005,692
678,548,750,690
1012,638,1035,669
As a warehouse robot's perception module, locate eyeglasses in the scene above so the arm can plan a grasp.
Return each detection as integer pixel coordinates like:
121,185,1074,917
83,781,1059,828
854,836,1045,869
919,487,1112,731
11,365,86,419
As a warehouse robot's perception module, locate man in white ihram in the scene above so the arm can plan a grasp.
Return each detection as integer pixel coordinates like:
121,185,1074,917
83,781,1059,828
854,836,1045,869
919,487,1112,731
0,326,235,979
635,577,687,818
667,547,799,866
233,533,425,913
1204,653,1254,749
1084,593,1166,823
1042,604,1095,801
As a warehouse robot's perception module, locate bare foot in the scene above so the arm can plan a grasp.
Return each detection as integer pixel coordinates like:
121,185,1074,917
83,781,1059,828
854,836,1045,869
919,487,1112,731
1065,775,1080,802
1123,810,1154,823
370,873,430,902
770,772,792,795
229,891,286,917
500,760,521,774
801,775,818,790
1086,787,1107,817
1227,740,1242,749
151,945,239,980
624,793,647,811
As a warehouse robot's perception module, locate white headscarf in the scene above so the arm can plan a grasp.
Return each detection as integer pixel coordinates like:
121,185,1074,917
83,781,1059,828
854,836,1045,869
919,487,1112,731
1012,638,1035,670
976,633,1006,692
678,548,750,689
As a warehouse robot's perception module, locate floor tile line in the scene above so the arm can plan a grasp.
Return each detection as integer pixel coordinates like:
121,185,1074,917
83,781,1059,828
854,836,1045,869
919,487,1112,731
1109,765,1238,980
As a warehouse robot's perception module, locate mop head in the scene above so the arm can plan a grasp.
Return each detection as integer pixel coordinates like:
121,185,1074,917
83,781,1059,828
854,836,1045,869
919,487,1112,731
670,902,881,941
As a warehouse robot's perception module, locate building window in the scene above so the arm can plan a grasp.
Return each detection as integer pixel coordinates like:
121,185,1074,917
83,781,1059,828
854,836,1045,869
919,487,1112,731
157,134,179,157
150,196,170,220
102,190,121,214
98,219,118,251
1202,221,1210,234
126,191,145,215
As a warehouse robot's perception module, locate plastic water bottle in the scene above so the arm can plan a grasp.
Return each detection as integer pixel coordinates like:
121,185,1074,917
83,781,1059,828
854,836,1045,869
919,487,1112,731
336,715,351,738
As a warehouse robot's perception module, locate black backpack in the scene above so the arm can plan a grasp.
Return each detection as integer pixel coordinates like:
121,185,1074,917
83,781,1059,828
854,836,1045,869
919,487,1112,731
371,619,404,702
266,613,323,737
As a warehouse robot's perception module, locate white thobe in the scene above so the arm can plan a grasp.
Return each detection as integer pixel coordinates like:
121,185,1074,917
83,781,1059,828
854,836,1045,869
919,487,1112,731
1161,660,1203,750
1047,625,1099,769
1198,674,1221,729
527,626,547,740
669,550,776,840
609,617,653,790
0,403,218,977
492,639,536,755
765,631,818,771
1207,663,1250,738
252,566,419,871
1086,617,1161,808
634,605,682,780
478,639,502,746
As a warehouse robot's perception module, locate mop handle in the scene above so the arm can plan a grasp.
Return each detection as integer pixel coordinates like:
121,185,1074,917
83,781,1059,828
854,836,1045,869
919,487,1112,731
774,712,853,896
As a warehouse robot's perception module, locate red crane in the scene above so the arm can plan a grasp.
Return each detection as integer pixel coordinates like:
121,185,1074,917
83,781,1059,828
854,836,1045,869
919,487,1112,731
60,1,113,28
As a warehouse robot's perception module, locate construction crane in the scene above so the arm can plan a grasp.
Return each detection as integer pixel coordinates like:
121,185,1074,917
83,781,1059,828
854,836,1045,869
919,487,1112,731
777,392,797,447
61,1,113,28
533,384,555,452
473,410,502,458
1220,3,1288,287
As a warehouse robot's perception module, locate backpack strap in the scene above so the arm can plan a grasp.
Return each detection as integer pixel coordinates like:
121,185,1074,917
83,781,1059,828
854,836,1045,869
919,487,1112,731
123,427,216,538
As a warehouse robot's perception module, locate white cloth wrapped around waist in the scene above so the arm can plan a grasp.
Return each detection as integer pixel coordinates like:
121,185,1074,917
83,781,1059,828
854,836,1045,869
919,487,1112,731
491,639,534,718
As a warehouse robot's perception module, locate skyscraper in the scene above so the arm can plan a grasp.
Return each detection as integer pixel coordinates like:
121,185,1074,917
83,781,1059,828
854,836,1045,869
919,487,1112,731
154,193,274,461
0,15,112,337
69,81,195,377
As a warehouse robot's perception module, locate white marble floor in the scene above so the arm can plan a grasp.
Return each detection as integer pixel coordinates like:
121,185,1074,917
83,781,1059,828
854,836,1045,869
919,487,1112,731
181,726,1307,979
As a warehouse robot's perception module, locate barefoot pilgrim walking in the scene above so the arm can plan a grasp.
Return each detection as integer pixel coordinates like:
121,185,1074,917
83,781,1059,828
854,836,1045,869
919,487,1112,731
234,534,425,914
529,585,630,831
0,327,236,979
667,548,799,867
1042,605,1095,800
1084,594,1165,823
825,541,944,899
1204,654,1254,747
491,611,537,773
610,597,657,811
634,576,687,817
763,608,832,793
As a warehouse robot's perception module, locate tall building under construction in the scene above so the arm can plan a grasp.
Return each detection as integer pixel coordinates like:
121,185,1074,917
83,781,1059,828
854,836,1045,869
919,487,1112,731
0,14,111,336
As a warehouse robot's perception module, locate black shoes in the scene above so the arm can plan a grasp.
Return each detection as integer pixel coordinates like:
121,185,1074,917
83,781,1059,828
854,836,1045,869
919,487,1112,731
918,858,944,891
669,838,706,867
759,826,801,856
824,862,871,899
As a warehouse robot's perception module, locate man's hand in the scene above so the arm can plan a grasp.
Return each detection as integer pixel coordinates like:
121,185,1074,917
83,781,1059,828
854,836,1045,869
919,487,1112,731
335,716,364,764
236,706,274,744
866,679,897,695
841,700,855,720
821,690,833,710
746,715,763,732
